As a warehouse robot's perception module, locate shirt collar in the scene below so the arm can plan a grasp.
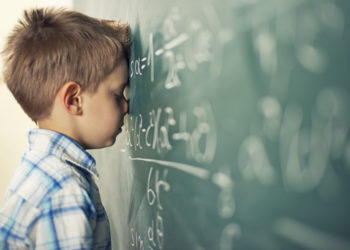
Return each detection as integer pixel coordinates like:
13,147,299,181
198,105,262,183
28,128,98,177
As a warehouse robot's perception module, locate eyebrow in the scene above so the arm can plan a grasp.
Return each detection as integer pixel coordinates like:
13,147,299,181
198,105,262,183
114,81,128,92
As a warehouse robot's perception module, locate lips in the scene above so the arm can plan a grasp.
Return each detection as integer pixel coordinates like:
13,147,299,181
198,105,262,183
118,123,124,133
115,121,124,135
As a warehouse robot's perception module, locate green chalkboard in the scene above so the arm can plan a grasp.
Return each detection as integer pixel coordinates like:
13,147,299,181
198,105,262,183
74,0,350,249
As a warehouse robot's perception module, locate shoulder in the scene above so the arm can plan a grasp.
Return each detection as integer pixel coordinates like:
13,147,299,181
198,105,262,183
2,147,98,217
6,151,76,205
0,154,97,247
0,187,96,249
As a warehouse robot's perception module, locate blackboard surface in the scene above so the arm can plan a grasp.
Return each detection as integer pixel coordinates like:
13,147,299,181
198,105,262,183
74,0,350,249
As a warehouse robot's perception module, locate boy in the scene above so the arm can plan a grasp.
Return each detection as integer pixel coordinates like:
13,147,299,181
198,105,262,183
0,7,131,249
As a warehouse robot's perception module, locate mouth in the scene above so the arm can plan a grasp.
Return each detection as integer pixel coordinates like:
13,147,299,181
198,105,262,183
118,123,124,132
116,121,125,135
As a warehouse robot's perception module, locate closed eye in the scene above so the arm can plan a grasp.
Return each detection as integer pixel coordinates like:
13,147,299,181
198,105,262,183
114,84,129,104
114,93,126,104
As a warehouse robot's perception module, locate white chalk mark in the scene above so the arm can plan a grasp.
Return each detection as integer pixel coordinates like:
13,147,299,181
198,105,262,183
155,49,164,56
155,33,189,57
212,172,233,189
164,33,189,50
141,65,146,70
141,57,147,62
274,217,350,250
129,157,210,179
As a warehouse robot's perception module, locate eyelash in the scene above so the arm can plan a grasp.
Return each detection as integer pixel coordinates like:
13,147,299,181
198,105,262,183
114,94,126,104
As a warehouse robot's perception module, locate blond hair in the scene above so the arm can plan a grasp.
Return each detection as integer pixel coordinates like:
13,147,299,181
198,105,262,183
2,8,131,121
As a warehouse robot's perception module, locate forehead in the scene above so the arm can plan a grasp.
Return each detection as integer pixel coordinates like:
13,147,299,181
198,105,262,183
102,59,128,89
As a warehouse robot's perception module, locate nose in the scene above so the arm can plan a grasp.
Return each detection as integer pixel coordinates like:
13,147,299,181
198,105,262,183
122,98,129,115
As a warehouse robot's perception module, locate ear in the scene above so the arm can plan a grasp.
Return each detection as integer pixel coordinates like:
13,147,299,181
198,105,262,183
58,81,83,115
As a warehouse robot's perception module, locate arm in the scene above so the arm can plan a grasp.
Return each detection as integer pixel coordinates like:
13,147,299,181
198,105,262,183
27,190,96,250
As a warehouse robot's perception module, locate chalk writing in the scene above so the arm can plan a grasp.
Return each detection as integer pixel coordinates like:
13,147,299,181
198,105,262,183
130,227,145,250
147,167,170,210
126,102,217,164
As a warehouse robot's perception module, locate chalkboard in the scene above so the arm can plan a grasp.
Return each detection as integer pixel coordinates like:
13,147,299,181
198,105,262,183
74,0,350,249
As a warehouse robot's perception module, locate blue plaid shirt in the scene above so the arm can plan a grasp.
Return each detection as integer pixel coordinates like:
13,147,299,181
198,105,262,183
0,129,111,249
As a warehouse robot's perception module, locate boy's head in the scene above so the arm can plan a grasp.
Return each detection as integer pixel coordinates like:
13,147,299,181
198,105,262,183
2,8,131,149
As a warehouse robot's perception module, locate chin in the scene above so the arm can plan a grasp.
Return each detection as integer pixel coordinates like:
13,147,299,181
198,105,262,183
86,131,119,149
104,136,117,148
106,140,116,148
85,138,116,149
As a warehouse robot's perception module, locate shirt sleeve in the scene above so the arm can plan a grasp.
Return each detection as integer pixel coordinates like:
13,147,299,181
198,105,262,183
27,189,97,250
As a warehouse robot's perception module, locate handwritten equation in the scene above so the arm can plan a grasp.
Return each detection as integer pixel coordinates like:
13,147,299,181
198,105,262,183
125,0,350,249
125,102,217,165
129,5,233,89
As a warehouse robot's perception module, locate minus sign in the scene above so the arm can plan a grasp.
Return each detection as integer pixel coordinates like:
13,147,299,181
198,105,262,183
141,65,146,70
155,49,164,56
142,129,146,132
141,57,147,62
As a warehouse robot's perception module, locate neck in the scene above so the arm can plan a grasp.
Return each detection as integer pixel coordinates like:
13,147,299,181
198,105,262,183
38,117,84,147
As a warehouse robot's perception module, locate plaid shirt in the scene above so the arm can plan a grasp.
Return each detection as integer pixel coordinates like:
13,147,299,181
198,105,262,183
0,129,111,249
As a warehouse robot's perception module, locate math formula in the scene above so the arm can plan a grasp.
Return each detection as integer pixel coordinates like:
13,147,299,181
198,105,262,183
122,0,350,249
125,102,216,164
126,4,241,249
130,167,169,250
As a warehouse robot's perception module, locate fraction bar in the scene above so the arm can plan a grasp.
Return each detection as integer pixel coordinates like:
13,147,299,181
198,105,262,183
164,33,189,50
129,157,210,180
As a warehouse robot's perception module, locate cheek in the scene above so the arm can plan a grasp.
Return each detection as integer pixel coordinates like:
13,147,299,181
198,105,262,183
87,99,119,128
105,102,122,127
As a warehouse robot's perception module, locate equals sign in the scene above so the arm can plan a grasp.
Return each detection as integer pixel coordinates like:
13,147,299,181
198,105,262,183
141,57,147,70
